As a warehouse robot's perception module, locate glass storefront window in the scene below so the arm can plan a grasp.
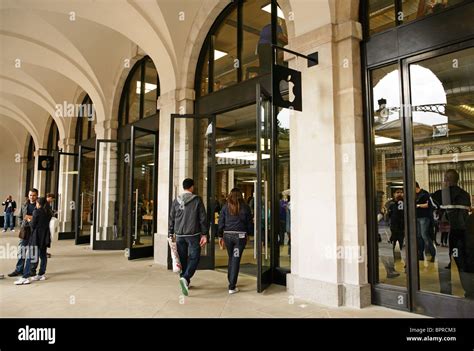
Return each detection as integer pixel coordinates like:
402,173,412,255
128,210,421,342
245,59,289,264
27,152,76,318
120,56,159,124
410,47,474,299
370,63,407,287
127,67,141,124
213,7,238,92
401,0,466,24
143,58,159,118
197,0,287,96
369,0,396,35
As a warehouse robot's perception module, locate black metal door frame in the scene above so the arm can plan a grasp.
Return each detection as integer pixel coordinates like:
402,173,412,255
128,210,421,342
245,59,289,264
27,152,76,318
75,145,94,245
169,113,216,270
127,125,158,260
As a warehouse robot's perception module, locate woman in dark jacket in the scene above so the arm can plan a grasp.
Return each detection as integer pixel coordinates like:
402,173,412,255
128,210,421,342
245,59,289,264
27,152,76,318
14,197,52,285
218,188,253,294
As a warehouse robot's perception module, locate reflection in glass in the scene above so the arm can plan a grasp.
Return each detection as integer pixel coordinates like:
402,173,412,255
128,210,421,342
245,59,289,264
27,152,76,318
369,0,396,35
277,108,291,269
57,154,77,233
131,132,156,248
410,47,474,299
371,63,407,287
127,67,141,124
79,149,95,238
213,7,238,91
143,58,159,118
402,0,465,24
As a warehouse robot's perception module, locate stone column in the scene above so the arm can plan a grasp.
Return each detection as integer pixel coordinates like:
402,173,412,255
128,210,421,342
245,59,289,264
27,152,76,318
154,88,195,266
286,17,369,308
56,138,76,234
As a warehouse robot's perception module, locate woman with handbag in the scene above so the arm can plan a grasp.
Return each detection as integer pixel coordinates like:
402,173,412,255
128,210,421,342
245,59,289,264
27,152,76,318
218,188,253,294
14,197,52,285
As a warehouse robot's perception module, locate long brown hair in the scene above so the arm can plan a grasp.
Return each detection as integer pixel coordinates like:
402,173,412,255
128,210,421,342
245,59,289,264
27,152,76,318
227,188,243,216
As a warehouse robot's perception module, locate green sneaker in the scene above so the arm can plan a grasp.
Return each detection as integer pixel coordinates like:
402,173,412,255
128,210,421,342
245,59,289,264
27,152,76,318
179,277,189,296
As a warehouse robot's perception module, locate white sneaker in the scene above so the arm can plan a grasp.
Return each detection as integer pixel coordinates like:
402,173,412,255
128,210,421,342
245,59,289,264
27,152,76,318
11,229,15,232
228,288,239,294
1,230,6,233
31,275,46,281
14,277,30,285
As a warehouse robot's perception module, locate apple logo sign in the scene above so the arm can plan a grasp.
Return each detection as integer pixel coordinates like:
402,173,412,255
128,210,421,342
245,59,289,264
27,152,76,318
279,75,295,103
41,159,50,169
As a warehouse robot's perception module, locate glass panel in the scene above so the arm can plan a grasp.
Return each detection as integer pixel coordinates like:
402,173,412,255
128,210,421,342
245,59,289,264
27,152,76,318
143,58,158,118
410,47,474,299
258,95,272,288
215,105,258,275
95,142,128,242
57,154,77,233
213,7,238,91
131,131,156,248
79,148,95,239
277,107,291,270
401,0,465,24
199,47,210,97
371,63,407,287
127,66,142,124
369,0,396,35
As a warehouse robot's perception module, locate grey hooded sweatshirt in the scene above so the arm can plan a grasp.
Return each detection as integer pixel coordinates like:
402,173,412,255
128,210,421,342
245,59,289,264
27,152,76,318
169,192,208,237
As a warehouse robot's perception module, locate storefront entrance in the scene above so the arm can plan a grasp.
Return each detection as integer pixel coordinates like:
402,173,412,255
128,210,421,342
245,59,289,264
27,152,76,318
169,84,274,292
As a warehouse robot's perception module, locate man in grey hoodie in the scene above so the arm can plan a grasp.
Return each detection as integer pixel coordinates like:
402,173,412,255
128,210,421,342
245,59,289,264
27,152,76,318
169,178,208,296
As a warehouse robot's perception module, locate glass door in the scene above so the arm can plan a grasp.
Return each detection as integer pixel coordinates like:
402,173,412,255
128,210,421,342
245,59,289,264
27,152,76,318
169,114,216,269
76,145,95,245
256,84,273,292
128,126,158,259
56,151,78,240
93,140,129,250
404,44,474,317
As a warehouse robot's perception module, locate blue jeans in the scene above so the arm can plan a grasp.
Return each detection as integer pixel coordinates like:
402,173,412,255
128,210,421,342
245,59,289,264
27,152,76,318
176,235,201,284
14,239,29,274
3,212,14,230
417,217,436,259
23,246,47,278
223,233,247,290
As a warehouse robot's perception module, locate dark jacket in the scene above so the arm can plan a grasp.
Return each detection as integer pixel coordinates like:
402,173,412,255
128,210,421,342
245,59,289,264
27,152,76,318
29,207,52,250
19,201,36,227
169,192,208,237
2,200,16,213
218,202,253,237
432,186,471,231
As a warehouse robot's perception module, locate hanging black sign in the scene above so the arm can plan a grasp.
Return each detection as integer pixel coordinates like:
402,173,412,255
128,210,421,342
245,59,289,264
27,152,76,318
272,64,302,111
38,156,54,171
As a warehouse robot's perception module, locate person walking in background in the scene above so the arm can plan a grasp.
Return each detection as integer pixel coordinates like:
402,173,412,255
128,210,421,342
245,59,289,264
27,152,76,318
416,182,436,262
2,195,17,232
168,178,208,296
218,188,253,294
14,197,52,285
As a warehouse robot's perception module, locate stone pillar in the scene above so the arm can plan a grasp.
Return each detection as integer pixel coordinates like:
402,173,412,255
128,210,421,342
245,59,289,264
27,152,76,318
92,119,119,243
57,138,76,233
154,88,195,266
286,18,369,308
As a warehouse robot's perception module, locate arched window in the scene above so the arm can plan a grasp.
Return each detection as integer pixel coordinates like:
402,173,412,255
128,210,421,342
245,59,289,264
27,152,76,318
196,0,288,97
75,95,96,143
119,56,160,126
